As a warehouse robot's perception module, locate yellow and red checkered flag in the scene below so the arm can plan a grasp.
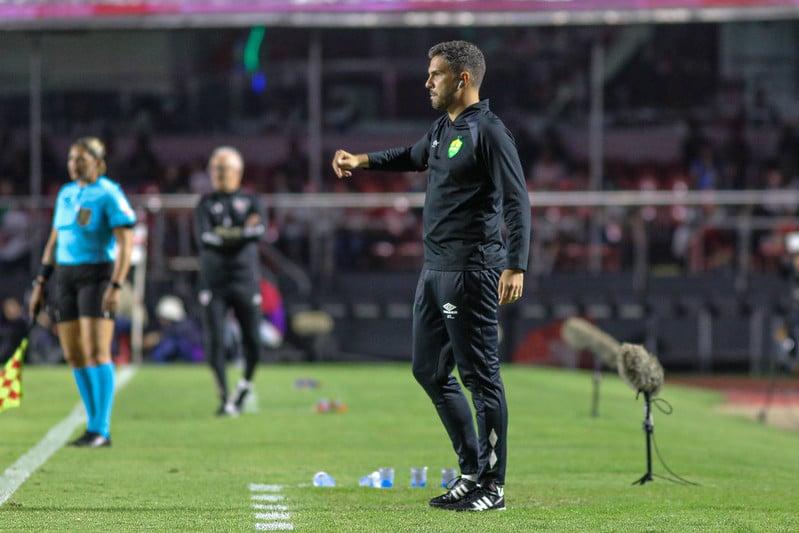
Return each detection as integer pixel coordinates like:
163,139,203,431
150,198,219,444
0,338,26,413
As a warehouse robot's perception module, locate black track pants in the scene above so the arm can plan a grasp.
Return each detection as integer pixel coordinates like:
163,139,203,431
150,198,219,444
411,267,508,485
199,281,262,402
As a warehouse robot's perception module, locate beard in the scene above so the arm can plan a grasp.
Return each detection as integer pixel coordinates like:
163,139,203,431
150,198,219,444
430,90,454,111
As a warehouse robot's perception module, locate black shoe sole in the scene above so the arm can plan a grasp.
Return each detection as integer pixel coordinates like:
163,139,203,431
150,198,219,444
69,431,98,447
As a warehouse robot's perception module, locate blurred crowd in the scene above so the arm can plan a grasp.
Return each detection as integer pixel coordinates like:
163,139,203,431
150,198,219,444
3,112,799,279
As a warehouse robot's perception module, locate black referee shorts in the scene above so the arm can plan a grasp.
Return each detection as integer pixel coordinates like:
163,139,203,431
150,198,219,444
52,262,114,323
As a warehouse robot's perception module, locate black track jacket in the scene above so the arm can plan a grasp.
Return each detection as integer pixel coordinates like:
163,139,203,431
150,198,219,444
193,190,266,286
366,100,531,272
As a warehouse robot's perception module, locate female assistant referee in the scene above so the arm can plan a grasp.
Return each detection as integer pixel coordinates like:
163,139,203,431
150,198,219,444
29,136,136,448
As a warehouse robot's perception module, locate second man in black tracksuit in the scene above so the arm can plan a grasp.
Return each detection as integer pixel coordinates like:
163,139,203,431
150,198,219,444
194,146,266,416
332,41,531,511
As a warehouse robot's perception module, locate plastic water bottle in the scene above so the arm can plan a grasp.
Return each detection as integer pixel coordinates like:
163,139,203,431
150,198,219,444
441,468,457,488
359,471,380,487
312,471,336,487
316,398,331,413
378,467,395,488
411,466,428,488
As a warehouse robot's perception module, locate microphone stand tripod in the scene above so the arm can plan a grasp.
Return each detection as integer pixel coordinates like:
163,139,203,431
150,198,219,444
590,354,601,418
760,283,799,423
758,340,783,424
632,390,654,485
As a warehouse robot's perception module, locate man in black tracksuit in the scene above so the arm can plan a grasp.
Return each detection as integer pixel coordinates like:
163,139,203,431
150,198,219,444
194,146,266,417
332,41,531,511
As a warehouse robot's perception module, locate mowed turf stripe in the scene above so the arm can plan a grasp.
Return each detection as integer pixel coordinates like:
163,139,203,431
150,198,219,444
0,364,137,506
251,483,294,531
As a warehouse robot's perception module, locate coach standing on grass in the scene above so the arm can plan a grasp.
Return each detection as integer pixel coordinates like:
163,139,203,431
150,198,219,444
194,146,266,417
29,136,136,448
332,40,531,512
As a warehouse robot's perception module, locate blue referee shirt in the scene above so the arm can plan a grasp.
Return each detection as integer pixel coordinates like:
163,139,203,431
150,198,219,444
53,176,136,265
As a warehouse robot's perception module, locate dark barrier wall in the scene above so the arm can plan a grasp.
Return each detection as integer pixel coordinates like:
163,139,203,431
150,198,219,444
285,271,789,374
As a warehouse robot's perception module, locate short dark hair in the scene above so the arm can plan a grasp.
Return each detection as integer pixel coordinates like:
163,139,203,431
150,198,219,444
428,40,486,88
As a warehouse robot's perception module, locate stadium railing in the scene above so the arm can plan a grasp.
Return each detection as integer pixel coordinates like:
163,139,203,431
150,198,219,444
3,190,798,372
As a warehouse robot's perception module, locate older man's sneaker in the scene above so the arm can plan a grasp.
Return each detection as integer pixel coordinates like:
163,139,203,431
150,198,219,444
429,477,478,508
449,481,506,511
216,401,239,417
232,379,256,412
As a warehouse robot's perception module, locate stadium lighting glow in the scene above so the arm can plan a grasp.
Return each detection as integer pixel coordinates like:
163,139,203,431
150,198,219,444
244,25,265,74
251,71,267,93
3,1,799,29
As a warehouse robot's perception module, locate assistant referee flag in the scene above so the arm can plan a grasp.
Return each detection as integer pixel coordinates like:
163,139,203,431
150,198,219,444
0,338,26,413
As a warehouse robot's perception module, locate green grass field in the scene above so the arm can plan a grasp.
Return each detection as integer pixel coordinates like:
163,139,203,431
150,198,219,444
1,363,797,532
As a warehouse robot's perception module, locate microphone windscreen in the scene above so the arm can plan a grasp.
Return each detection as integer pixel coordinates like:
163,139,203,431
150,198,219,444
617,343,664,397
561,317,620,367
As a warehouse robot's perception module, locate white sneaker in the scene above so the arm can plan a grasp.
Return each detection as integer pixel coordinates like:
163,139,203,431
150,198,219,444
216,401,239,417
242,387,259,413
233,379,257,413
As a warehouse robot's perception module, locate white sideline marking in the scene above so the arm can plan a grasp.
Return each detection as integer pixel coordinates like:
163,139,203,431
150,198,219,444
0,365,137,506
252,494,285,502
253,504,288,511
250,482,293,531
255,512,291,520
250,483,283,492
255,523,294,531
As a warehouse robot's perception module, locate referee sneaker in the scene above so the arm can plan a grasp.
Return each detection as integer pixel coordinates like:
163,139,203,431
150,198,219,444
332,41,531,511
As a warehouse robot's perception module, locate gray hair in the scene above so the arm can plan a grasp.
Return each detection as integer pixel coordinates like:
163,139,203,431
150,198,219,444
209,146,244,171
428,40,486,88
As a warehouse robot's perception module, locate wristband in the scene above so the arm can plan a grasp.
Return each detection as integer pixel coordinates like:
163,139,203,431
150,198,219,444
110,281,123,290
38,263,54,281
